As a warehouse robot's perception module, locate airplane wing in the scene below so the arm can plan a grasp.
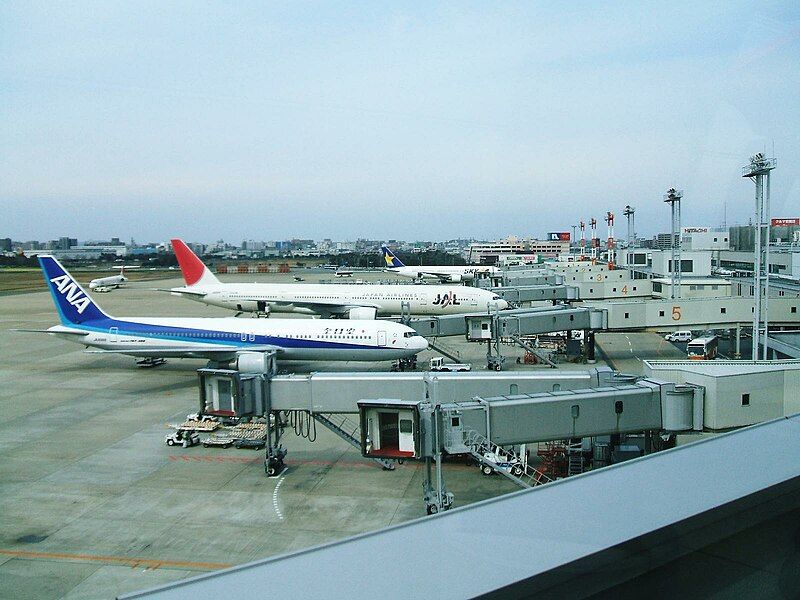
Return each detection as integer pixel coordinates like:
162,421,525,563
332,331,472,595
267,299,381,318
155,288,208,297
415,271,457,282
85,344,281,359
269,299,381,309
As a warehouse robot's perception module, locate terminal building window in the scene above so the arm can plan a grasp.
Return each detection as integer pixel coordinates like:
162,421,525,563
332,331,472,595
668,259,694,273
742,393,750,406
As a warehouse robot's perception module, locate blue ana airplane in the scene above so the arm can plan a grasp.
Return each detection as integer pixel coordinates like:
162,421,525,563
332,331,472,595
381,246,499,283
31,256,428,363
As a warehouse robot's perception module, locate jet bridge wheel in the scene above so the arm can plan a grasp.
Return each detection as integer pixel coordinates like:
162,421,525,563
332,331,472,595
426,504,439,515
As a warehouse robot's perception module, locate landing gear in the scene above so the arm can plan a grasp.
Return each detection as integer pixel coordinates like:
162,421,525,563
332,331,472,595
487,356,504,371
391,356,418,372
137,357,167,368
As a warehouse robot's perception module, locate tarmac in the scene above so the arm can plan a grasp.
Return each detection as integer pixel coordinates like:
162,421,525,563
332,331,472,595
0,269,676,599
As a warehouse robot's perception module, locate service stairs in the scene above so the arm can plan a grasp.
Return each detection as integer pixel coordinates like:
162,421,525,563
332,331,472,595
463,429,553,489
510,334,558,368
313,413,396,470
427,340,461,363
567,440,586,476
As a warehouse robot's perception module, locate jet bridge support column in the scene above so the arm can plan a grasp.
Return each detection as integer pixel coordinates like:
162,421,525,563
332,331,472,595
735,324,742,360
264,378,287,477
586,330,596,364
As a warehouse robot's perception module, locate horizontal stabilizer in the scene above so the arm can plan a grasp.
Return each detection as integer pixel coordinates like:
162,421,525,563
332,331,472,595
11,328,89,336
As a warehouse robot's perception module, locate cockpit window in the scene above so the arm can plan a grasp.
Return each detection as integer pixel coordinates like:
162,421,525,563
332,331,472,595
403,331,415,338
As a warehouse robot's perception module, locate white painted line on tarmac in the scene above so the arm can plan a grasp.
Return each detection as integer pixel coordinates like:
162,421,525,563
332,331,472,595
272,470,288,521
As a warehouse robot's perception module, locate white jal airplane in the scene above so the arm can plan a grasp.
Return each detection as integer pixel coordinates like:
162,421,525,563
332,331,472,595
89,265,137,290
28,256,427,363
168,239,508,318
381,246,499,283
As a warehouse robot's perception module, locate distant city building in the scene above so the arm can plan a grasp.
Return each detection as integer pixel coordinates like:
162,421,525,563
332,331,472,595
468,235,569,264
652,233,678,250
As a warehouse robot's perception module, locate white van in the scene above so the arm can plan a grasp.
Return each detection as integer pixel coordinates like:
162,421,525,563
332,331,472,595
665,330,693,343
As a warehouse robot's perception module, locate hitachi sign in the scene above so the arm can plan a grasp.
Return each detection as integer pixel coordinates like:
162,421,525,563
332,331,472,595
682,227,709,234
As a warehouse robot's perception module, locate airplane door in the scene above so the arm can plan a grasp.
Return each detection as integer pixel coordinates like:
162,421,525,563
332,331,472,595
470,294,478,307
377,330,387,346
398,418,414,453
109,326,118,337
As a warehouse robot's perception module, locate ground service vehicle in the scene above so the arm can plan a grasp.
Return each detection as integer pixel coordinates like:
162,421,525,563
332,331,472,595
665,330,693,343
687,336,719,360
429,357,471,372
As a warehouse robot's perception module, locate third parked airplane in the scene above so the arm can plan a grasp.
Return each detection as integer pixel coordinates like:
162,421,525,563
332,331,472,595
381,245,499,282
168,239,508,318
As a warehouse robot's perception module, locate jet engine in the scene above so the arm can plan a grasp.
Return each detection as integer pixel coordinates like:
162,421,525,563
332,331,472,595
447,274,463,282
347,306,378,320
236,351,276,374
234,301,260,312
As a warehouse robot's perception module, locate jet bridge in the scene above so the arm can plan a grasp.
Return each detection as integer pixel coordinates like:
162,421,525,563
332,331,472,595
407,305,606,338
196,364,616,476
406,305,607,370
358,378,703,513
475,271,564,288
488,284,579,305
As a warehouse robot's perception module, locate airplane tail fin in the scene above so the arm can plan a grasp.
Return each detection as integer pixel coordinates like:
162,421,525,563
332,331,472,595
39,256,110,325
171,239,221,287
381,245,405,268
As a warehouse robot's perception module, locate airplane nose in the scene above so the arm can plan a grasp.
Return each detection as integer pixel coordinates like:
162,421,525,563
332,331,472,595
499,299,510,310
412,335,428,352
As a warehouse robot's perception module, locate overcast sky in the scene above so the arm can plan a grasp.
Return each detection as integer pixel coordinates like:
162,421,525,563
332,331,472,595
2,1,799,243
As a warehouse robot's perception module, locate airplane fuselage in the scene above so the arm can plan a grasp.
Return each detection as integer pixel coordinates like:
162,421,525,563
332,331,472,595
385,266,500,282
172,283,507,316
49,316,426,361
89,274,127,289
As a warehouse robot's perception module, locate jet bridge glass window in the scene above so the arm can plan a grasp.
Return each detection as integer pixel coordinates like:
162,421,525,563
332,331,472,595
742,393,750,406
